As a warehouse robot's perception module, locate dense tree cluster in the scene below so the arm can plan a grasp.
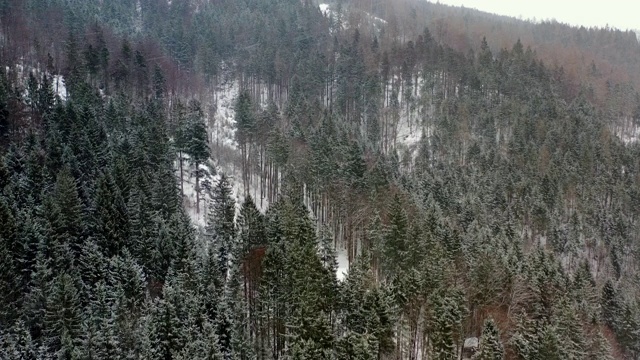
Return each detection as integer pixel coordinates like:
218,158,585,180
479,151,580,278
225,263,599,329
2,0,640,359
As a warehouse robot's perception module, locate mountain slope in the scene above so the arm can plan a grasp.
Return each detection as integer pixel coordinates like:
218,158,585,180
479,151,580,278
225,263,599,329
1,0,640,359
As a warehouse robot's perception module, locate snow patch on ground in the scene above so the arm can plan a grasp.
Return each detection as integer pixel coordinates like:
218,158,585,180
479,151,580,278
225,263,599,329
211,80,239,151
391,77,433,166
177,154,216,229
53,75,67,101
7,62,67,102
209,78,270,213
319,3,330,16
396,116,422,149
319,3,386,32
182,75,271,232
336,249,349,281
615,123,640,144
319,3,348,32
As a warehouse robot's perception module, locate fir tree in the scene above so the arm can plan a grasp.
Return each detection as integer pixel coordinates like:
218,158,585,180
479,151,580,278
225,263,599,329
45,167,85,271
206,173,236,288
477,318,504,360
184,100,210,214
4,320,37,360
92,171,130,258
44,273,82,358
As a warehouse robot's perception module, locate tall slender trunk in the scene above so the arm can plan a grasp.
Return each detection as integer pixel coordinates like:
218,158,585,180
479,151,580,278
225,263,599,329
179,151,184,198
195,161,200,214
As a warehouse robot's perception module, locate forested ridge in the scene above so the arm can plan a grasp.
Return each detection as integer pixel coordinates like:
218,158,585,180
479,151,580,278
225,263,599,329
2,0,640,359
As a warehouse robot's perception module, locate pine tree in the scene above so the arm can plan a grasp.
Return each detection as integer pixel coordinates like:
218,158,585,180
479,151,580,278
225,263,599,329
108,250,148,313
76,240,107,294
149,275,189,360
601,280,621,332
214,290,234,358
184,100,210,214
92,171,130,258
345,141,367,190
336,331,377,360
237,195,266,255
22,246,52,342
153,65,166,100
555,299,586,359
45,167,85,271
235,90,256,197
477,318,504,360
166,209,198,283
587,328,614,360
536,324,564,360
430,292,466,360
510,312,539,360
237,194,266,343
318,227,338,277
128,183,156,272
259,202,288,359
340,253,393,358
44,273,82,358
0,194,19,322
205,173,236,288
383,194,408,277
173,99,188,198
4,320,37,360
80,281,121,359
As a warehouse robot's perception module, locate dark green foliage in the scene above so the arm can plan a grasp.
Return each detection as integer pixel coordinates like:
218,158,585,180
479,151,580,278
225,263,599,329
2,1,640,359
184,100,209,165
235,90,255,149
45,167,85,269
0,194,19,321
205,173,236,287
92,171,130,258
339,254,394,358
478,319,504,360
44,273,82,358
382,194,408,276
238,195,266,254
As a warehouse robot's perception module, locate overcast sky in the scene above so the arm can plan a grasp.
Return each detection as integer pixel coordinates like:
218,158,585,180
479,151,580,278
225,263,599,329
435,0,640,31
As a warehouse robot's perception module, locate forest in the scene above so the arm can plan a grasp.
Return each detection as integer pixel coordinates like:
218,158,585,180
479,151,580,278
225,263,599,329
1,0,640,359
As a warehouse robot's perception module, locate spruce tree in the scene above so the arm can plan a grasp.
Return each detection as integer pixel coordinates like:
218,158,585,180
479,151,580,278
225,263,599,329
205,173,236,288
44,273,82,358
0,194,19,321
4,320,37,360
92,171,130,258
45,167,85,270
477,318,504,360
184,100,210,214
383,194,408,277
587,328,614,360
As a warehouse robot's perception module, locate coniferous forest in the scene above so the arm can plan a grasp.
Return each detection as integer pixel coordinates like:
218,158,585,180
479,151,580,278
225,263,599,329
2,0,640,359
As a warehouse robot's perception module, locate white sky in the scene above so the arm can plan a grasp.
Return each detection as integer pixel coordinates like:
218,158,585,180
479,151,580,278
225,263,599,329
435,0,640,31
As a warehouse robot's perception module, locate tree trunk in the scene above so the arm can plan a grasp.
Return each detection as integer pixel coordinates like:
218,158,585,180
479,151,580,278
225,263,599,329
195,161,200,214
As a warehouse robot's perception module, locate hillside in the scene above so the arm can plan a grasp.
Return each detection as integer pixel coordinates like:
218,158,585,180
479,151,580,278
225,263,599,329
1,0,640,359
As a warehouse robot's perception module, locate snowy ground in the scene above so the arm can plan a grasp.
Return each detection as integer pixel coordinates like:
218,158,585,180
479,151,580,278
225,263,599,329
183,78,271,229
319,3,330,16
197,75,354,279
53,75,67,101
210,79,240,151
615,124,640,144
7,63,68,102
392,77,434,165
191,71,440,281
336,250,349,281
319,2,386,32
